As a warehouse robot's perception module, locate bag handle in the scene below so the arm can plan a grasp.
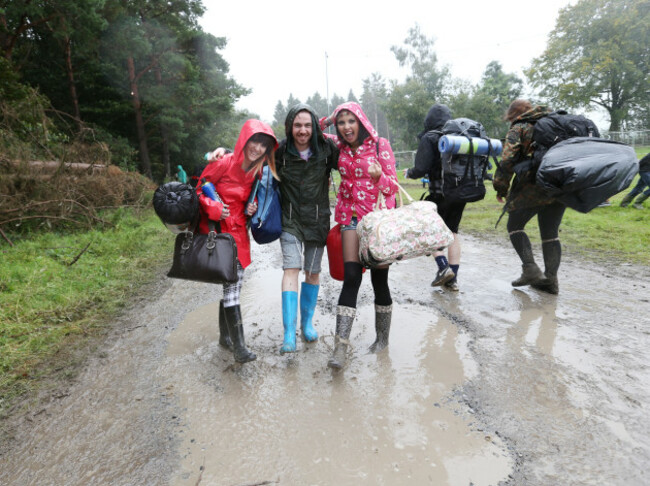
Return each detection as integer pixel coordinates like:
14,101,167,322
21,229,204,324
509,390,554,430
373,182,413,211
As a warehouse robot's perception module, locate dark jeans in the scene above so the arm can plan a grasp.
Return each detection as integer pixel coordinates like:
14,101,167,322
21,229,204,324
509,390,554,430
627,171,650,197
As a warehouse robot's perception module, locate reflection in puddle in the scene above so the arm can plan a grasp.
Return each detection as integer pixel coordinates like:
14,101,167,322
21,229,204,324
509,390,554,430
166,257,512,485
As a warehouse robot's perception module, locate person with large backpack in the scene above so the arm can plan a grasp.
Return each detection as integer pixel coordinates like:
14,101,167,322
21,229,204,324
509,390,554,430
405,104,493,291
493,99,564,294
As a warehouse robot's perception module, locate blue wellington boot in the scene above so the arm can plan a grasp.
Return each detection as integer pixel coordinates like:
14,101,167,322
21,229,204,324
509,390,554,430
300,282,319,342
280,291,298,354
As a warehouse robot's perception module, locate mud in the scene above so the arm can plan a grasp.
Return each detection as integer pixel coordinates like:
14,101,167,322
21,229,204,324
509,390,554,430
1,234,648,486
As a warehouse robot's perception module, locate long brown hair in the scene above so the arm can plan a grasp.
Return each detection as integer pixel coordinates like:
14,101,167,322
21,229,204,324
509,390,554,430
504,99,533,122
245,133,278,180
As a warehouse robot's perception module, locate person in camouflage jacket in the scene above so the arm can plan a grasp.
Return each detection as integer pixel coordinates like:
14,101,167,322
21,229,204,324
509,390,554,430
493,100,566,295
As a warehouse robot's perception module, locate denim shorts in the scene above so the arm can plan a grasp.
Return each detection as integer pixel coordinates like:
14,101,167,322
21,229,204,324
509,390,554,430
280,231,324,274
340,216,358,232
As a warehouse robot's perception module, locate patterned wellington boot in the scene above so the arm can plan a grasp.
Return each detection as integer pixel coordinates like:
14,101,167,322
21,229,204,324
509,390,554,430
369,304,392,353
327,306,356,370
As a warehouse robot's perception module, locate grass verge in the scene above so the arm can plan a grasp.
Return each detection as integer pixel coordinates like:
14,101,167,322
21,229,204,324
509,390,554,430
0,207,170,417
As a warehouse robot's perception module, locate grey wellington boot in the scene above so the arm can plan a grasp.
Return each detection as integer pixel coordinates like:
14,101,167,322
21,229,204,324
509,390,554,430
218,299,233,350
619,192,635,207
369,304,392,353
328,305,356,370
223,305,256,363
511,263,544,287
633,193,649,209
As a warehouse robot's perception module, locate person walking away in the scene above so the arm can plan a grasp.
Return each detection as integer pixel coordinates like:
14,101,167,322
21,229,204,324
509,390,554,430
320,102,399,369
176,165,188,184
403,104,463,291
620,152,650,208
276,104,339,354
493,99,564,295
199,120,279,363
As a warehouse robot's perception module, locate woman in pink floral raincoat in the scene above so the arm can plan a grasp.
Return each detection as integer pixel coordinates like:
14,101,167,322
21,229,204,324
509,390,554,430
320,102,399,369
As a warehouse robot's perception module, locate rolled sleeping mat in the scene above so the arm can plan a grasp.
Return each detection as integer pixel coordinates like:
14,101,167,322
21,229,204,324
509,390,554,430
438,135,503,156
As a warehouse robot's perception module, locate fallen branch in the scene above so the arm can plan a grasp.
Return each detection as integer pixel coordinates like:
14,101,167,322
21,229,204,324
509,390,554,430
0,227,14,246
67,241,91,266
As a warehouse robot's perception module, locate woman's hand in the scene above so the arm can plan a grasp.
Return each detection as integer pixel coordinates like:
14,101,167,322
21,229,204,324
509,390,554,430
220,204,230,219
245,201,257,216
206,147,227,162
368,162,382,182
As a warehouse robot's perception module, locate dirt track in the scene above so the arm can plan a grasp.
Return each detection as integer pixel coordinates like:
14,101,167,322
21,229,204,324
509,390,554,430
1,234,649,486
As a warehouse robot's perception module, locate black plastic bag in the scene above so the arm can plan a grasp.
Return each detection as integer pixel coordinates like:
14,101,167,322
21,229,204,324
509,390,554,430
536,137,638,213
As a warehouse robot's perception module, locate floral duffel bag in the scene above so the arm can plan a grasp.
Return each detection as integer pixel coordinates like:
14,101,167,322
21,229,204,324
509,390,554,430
357,184,454,267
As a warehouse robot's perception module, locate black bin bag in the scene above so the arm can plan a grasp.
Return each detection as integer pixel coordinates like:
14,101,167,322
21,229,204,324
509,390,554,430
536,137,638,213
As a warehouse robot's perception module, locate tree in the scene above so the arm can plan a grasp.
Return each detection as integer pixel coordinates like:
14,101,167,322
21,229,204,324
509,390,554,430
384,24,451,150
526,0,650,131
360,73,390,139
448,61,522,138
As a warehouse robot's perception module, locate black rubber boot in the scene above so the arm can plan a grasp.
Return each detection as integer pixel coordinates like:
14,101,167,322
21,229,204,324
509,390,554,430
511,263,544,287
619,192,635,207
328,305,356,370
633,193,649,209
218,300,233,350
532,240,561,295
223,305,256,363
509,231,544,287
369,304,392,353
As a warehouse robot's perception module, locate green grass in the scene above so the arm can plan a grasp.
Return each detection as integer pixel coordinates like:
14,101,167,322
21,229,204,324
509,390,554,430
0,208,170,414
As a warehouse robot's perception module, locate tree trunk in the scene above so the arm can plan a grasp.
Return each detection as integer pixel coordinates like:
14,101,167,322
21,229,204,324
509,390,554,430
127,56,152,179
64,37,83,132
155,67,171,179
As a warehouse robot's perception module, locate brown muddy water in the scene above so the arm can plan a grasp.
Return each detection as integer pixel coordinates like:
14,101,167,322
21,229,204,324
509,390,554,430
1,235,649,486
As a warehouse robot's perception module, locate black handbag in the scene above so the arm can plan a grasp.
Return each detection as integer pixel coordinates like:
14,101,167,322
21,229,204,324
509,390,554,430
167,221,238,284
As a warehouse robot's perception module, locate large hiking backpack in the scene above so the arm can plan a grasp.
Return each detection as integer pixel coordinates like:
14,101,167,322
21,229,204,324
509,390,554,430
532,110,600,164
438,118,492,203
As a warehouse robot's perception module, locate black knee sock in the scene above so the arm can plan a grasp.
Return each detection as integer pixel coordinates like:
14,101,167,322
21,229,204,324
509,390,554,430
370,268,392,306
338,262,363,308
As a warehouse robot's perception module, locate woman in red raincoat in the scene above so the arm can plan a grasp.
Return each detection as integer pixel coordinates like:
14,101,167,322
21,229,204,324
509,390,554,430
198,119,278,363
320,102,399,369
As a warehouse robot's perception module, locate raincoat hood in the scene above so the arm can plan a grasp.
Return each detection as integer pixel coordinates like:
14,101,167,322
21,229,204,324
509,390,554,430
232,119,278,166
284,103,326,157
332,101,378,144
419,104,452,138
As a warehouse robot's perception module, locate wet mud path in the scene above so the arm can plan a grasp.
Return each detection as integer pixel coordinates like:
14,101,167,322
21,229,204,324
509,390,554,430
1,235,649,486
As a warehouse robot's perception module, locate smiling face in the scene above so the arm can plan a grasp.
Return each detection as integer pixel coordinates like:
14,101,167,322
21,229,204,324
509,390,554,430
336,110,360,149
243,139,269,166
292,110,313,152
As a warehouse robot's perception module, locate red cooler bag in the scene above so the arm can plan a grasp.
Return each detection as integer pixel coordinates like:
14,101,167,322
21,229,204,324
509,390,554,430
326,223,366,281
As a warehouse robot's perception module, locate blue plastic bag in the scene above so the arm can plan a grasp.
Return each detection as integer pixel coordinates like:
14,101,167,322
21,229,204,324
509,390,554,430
250,166,282,244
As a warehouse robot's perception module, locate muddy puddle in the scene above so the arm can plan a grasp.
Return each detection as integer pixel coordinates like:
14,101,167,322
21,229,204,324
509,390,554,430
1,234,648,486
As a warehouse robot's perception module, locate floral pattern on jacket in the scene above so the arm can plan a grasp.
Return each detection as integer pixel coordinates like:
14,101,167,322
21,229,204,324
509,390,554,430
320,102,398,225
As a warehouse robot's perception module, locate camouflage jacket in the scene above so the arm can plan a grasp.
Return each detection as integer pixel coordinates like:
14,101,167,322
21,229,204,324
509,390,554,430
492,105,556,211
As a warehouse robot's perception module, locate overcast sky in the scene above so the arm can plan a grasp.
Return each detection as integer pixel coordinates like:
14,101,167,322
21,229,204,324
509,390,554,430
199,0,576,124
